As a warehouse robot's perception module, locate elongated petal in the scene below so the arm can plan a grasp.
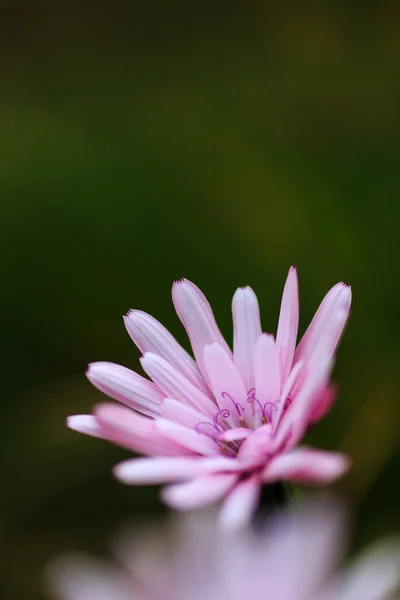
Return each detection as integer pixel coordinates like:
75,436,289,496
294,283,351,365
94,403,192,457
114,456,207,484
160,397,211,429
262,447,350,484
276,266,299,385
218,476,260,531
232,286,262,391
156,418,218,456
115,455,242,484
203,343,251,427
273,360,304,432
124,310,209,394
276,354,333,450
86,362,163,417
67,415,105,439
141,353,216,416
254,334,281,427
172,279,232,383
161,473,238,510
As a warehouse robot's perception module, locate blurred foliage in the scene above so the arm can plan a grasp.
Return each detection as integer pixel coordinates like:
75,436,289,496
1,1,400,598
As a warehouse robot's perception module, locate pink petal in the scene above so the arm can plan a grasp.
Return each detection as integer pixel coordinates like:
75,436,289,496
140,353,216,417
254,334,281,426
86,362,163,417
217,427,251,443
276,266,299,385
172,279,232,383
114,456,207,484
161,472,238,510
115,455,242,484
276,354,333,450
232,286,262,392
262,447,350,484
294,282,351,365
155,418,218,456
237,424,277,469
94,403,192,457
203,343,252,428
160,397,211,429
308,383,336,425
218,476,261,531
124,310,209,394
67,415,105,439
273,360,304,432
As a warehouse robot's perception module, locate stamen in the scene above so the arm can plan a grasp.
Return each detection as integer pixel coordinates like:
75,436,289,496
195,406,247,457
263,402,278,423
247,393,264,416
247,390,280,425
214,408,231,430
221,391,244,420
195,421,220,439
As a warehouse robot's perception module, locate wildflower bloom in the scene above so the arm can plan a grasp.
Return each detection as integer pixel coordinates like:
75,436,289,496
68,268,351,528
48,502,400,600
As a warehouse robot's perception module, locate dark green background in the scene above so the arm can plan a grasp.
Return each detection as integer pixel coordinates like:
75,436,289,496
1,2,400,598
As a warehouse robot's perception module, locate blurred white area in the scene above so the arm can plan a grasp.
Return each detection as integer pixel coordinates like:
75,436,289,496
46,499,400,600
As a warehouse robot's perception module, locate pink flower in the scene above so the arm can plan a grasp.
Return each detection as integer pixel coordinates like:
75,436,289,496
48,502,400,600
68,267,351,528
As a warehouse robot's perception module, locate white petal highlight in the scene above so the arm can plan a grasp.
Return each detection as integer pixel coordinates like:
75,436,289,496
124,310,209,394
232,286,262,392
114,457,206,484
115,455,241,485
276,266,299,385
67,415,104,439
86,361,163,417
172,279,232,383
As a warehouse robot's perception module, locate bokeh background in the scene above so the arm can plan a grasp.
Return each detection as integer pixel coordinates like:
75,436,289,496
1,2,400,598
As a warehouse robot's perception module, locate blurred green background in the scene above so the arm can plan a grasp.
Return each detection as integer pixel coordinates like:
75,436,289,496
1,1,400,598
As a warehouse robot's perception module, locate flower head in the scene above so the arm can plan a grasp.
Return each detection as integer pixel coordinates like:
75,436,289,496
68,267,351,528
48,501,400,600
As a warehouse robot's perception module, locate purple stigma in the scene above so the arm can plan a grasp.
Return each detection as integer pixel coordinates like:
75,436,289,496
221,391,244,418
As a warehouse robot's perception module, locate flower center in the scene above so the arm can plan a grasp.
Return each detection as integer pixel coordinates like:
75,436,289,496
195,390,292,457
